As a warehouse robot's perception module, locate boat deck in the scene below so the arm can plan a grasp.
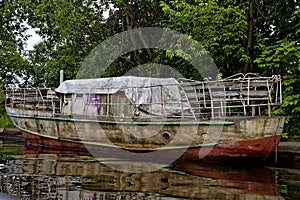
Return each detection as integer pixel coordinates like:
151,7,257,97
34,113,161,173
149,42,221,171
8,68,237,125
5,73,282,120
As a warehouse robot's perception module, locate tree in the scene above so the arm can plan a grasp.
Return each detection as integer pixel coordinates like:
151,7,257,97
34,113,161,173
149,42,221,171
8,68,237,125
160,0,249,76
0,0,29,86
102,0,173,78
255,8,300,139
23,0,111,86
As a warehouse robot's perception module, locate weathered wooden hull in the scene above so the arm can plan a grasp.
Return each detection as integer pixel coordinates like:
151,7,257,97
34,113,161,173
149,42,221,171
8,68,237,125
21,130,280,162
181,134,281,162
6,108,284,162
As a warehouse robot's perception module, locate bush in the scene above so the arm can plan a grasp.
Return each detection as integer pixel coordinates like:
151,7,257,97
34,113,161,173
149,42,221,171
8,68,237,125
0,107,13,128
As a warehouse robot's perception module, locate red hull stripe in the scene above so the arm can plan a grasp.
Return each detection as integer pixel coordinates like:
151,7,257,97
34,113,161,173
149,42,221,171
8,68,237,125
21,131,280,161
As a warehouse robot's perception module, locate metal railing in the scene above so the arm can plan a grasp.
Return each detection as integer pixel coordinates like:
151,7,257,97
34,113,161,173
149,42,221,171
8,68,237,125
5,74,282,120
178,73,282,118
5,88,60,115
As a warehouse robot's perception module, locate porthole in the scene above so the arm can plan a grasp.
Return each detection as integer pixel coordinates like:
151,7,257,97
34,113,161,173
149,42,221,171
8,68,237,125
162,132,171,141
24,121,30,128
40,123,44,130
128,133,136,141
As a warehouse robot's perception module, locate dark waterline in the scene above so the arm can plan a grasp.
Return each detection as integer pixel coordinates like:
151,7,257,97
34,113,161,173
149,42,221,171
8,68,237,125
0,134,299,200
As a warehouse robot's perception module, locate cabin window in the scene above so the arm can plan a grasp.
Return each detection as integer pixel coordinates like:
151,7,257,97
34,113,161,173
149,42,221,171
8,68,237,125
65,94,72,99
85,94,101,115
110,91,131,118
62,94,73,115
98,94,111,116
73,94,85,115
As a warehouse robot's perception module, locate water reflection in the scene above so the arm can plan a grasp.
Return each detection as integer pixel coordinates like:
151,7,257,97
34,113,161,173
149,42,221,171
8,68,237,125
0,142,287,200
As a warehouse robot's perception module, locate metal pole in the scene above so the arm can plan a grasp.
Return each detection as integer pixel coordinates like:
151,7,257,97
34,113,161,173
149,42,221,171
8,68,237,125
59,70,64,113
60,70,64,84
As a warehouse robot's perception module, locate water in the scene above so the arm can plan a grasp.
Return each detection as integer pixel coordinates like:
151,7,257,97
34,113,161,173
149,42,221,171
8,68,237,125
0,133,299,200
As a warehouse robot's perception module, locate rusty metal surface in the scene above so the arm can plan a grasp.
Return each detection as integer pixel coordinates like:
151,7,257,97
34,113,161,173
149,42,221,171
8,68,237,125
10,114,284,150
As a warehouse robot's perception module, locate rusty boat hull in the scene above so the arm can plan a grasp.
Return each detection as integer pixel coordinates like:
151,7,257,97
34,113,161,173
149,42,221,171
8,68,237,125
7,110,284,162
20,130,281,162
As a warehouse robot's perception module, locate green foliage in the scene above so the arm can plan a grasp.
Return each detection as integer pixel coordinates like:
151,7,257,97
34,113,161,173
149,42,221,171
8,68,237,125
0,108,14,128
1,0,300,138
0,81,5,103
160,0,248,76
0,83,13,127
255,8,300,139
0,0,30,86
22,0,111,86
0,82,13,127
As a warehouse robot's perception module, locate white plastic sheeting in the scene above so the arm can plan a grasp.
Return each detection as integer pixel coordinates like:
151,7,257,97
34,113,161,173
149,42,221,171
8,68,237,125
55,76,192,117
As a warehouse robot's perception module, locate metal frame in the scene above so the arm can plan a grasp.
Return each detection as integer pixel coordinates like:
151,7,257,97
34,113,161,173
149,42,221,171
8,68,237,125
6,74,282,120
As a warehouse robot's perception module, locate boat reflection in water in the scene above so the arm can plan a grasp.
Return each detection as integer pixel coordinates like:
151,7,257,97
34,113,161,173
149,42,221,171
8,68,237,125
0,144,284,200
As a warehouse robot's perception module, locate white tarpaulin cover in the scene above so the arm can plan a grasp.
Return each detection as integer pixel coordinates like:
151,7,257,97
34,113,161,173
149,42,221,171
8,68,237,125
55,76,178,94
55,76,192,116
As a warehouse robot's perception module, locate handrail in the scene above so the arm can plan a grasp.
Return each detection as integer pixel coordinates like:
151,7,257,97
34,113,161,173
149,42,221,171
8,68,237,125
5,74,282,119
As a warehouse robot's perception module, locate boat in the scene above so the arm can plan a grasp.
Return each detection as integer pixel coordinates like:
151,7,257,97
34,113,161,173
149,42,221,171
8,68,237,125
5,73,284,162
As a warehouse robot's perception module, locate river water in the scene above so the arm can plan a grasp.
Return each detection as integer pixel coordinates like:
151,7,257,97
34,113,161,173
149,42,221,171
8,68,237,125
0,132,299,200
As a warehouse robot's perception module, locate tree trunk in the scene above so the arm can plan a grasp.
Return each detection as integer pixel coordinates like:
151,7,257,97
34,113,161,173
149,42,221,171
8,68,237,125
244,1,254,74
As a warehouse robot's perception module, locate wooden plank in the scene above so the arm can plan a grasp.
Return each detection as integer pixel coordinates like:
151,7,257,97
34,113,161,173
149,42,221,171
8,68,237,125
242,90,270,97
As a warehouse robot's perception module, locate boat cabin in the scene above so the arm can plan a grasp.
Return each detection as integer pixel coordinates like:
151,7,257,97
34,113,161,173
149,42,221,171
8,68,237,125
54,76,191,119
